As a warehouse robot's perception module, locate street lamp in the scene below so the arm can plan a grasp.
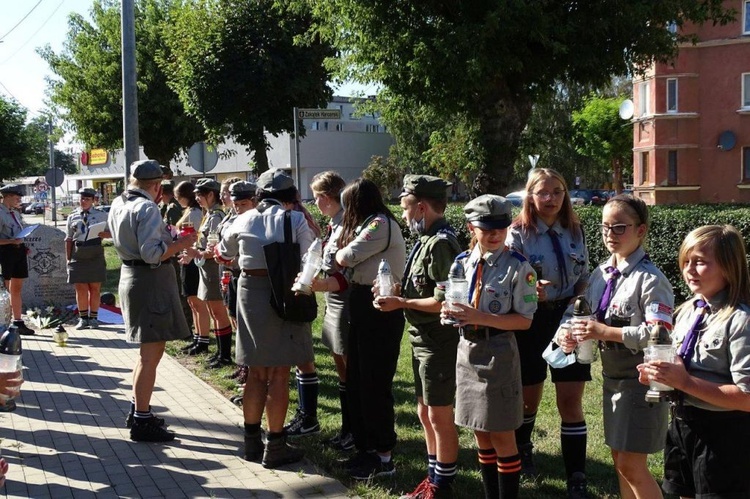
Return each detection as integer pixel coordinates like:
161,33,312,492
528,154,540,179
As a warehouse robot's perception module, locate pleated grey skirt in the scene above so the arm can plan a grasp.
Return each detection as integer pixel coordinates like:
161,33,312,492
67,244,106,283
603,377,668,454
198,258,222,301
119,263,191,344
236,274,314,367
321,289,350,356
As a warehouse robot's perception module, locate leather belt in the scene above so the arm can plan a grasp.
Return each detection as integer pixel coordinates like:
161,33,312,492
460,326,508,342
122,259,149,267
671,404,749,421
242,269,268,277
75,240,101,247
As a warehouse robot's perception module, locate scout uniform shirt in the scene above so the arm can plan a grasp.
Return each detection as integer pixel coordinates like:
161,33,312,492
197,204,225,250
460,246,538,323
402,218,461,325
0,204,24,239
507,219,589,301
66,206,109,244
336,213,406,286
562,246,674,379
672,291,750,411
109,188,171,265
321,210,345,277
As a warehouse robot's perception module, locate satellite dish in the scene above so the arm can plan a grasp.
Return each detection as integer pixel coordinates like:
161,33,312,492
717,131,736,151
619,99,635,120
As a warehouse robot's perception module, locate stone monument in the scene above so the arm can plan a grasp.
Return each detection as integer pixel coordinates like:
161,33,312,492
21,224,76,309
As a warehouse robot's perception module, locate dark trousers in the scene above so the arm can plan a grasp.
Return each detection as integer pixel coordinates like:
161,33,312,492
347,284,405,453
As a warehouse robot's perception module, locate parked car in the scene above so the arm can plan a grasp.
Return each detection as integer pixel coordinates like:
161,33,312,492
24,202,46,215
97,205,111,213
569,189,608,206
504,190,526,207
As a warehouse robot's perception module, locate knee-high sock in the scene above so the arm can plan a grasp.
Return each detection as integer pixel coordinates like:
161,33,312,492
297,370,319,418
497,454,521,499
515,411,536,446
338,381,349,433
561,420,587,478
478,448,499,499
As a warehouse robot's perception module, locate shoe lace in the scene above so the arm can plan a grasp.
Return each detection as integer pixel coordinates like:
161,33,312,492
407,477,431,498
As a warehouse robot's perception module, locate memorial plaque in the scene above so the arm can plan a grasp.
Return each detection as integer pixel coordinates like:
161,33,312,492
21,224,76,309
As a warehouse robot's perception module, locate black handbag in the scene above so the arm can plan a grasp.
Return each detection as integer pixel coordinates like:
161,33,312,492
263,211,318,322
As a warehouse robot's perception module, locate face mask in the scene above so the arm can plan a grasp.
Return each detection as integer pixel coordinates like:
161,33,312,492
542,342,576,369
340,193,346,212
408,216,426,235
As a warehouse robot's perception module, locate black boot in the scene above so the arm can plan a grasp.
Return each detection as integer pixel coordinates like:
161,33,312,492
187,341,209,356
244,429,264,462
262,433,304,469
181,336,198,353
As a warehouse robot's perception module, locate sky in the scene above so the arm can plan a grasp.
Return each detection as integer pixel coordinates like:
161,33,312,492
0,0,374,125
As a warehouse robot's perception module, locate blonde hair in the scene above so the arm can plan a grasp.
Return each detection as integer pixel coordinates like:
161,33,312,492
310,170,346,200
677,225,750,321
221,176,243,193
513,168,581,239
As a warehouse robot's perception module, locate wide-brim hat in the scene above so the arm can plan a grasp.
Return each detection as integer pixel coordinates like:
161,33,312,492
194,178,221,193
0,184,23,196
464,194,512,230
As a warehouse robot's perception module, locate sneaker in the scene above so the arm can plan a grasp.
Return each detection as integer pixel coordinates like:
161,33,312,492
283,409,320,437
14,323,35,336
125,413,166,429
88,318,99,329
567,472,589,499
339,450,373,471
518,442,538,477
130,419,175,442
400,479,453,499
324,431,355,451
399,477,431,499
226,365,247,380
350,454,396,480
75,318,89,330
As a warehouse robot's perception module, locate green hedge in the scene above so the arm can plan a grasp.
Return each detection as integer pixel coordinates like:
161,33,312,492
306,202,750,305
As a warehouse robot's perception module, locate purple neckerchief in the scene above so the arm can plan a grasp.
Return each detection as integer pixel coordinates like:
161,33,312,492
594,266,621,322
677,299,708,371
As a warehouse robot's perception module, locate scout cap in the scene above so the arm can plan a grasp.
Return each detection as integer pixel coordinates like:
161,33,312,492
257,169,294,192
131,160,163,180
464,194,512,230
194,178,221,193
160,180,175,194
0,184,23,196
399,174,452,199
78,187,97,198
230,181,257,200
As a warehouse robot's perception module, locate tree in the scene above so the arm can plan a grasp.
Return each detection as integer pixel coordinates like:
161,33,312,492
160,0,334,173
303,1,735,194
38,0,204,166
362,155,405,201
0,96,35,182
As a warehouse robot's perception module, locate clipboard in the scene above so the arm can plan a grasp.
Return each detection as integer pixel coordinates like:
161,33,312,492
15,224,39,239
85,221,107,241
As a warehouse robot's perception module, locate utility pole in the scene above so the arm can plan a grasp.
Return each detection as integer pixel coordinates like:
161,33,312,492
48,120,57,224
121,0,139,180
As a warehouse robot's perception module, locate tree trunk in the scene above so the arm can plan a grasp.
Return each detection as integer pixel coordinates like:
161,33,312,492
612,157,623,193
473,80,533,196
249,130,269,175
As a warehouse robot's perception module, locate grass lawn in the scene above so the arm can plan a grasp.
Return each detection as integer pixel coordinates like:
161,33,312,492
102,245,668,498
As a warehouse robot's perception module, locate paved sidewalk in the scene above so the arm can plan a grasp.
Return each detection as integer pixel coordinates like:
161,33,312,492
0,324,353,498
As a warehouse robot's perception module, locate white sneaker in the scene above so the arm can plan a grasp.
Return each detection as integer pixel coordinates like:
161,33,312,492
75,318,89,330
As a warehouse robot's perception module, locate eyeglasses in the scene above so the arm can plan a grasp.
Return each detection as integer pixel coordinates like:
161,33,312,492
599,223,633,235
532,190,565,200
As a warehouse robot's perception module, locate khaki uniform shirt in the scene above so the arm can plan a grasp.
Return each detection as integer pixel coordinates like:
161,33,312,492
109,188,171,265
197,204,224,250
336,214,406,286
507,220,589,301
402,218,461,325
65,207,109,243
673,292,750,410
0,204,24,239
321,210,345,276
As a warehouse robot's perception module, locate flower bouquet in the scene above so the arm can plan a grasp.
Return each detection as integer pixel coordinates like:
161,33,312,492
26,305,78,330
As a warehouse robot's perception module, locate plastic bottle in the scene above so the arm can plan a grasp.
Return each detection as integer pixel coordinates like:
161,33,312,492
0,277,11,334
442,261,469,325
377,259,394,297
572,295,597,364
0,325,22,412
292,239,324,295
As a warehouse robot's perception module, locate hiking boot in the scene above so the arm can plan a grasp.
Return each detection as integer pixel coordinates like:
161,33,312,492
130,419,175,442
208,357,234,369
88,318,99,329
75,318,89,330
350,453,396,480
243,429,263,462
283,409,320,437
567,472,589,499
125,413,166,429
324,431,355,451
15,323,35,336
186,342,209,355
518,442,538,477
261,435,304,469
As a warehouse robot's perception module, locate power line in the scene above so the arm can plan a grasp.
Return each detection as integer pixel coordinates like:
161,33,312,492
0,79,20,102
0,0,45,42
0,0,65,65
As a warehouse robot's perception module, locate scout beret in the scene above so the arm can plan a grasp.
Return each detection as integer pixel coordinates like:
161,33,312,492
399,174,452,199
257,169,295,193
131,160,163,180
78,188,98,198
194,178,221,193
464,194,512,230
230,181,257,200
0,184,23,196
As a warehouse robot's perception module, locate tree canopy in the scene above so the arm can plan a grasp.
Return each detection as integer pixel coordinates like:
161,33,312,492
161,0,334,173
38,0,204,166
303,0,735,194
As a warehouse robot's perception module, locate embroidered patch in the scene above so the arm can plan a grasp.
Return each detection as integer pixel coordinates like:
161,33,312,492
526,272,536,287
523,294,538,303
645,302,673,325
488,300,502,313
366,218,382,233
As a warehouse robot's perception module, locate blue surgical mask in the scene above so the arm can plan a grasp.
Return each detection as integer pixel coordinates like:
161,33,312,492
542,342,576,369
408,216,426,235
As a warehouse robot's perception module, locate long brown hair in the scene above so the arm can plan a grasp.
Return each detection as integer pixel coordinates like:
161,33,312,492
337,178,397,247
512,168,581,239
175,181,199,227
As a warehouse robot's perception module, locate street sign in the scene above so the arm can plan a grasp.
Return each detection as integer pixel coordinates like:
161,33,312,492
45,168,65,187
296,108,341,120
187,142,219,174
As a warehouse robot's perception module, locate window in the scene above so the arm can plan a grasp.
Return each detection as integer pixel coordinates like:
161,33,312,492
666,78,678,113
640,151,650,184
667,21,678,35
311,122,319,131
324,122,329,131
668,150,678,184
743,73,750,108
744,147,750,181
335,123,344,131
745,1,750,34
639,81,651,116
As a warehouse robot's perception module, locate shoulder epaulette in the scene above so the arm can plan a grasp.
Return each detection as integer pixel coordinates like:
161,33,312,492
510,250,527,263
455,250,470,261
